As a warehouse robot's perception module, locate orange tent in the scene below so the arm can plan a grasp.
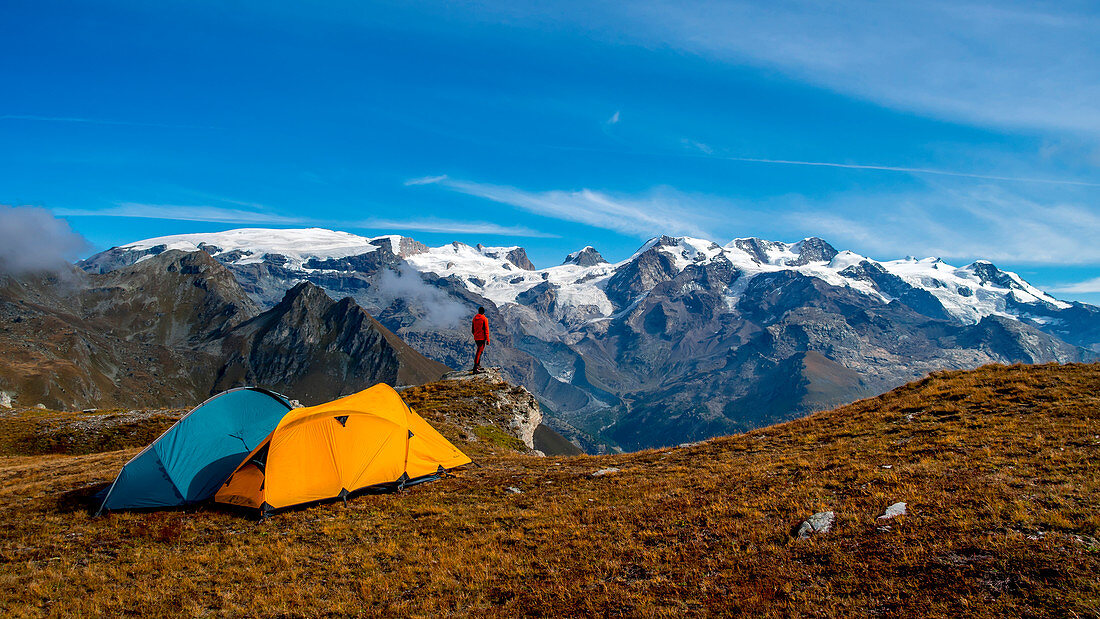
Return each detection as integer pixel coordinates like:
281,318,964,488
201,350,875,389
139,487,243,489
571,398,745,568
215,383,470,514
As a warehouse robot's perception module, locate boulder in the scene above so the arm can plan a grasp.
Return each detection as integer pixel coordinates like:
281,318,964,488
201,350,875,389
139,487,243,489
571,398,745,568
795,511,836,539
878,502,907,519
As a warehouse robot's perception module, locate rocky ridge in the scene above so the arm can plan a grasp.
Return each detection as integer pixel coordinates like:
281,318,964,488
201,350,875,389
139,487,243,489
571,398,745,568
0,250,448,409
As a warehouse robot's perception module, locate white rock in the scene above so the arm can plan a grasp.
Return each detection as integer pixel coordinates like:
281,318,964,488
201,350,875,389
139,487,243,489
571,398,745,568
506,486,522,494
0,392,12,408
796,511,836,539
592,467,620,477
878,502,907,519
35,403,47,410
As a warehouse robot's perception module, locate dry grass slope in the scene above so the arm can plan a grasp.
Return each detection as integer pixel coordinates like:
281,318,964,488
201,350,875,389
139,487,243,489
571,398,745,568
0,362,1097,617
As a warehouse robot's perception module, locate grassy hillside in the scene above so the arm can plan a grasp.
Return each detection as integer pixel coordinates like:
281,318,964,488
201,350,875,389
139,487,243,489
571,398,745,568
1,362,1097,616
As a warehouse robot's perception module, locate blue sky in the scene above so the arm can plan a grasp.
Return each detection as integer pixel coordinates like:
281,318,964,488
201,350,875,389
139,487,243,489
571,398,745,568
3,0,1100,303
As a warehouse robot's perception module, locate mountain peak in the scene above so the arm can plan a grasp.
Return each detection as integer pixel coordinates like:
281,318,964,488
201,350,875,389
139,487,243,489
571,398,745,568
563,246,607,267
788,237,838,266
276,280,334,310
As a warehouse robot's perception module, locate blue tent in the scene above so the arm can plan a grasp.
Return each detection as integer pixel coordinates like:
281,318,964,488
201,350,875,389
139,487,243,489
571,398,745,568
97,387,293,514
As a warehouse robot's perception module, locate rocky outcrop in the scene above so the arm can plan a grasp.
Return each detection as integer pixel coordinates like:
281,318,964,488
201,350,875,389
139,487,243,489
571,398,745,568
402,368,583,455
438,368,542,449
478,245,536,271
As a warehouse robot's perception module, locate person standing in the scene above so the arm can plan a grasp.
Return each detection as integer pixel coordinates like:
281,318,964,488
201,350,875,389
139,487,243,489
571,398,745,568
471,306,490,374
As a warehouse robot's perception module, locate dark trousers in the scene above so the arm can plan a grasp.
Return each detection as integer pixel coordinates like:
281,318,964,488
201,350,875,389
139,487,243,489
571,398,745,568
474,340,486,368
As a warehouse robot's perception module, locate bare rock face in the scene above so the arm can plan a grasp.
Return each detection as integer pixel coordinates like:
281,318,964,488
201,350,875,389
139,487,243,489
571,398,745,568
563,246,608,267
500,377,542,449
477,245,536,271
605,239,682,309
788,237,838,266
370,235,428,258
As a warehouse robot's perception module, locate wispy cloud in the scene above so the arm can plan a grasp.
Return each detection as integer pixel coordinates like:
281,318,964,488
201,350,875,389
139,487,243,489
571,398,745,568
607,110,620,125
451,1,1100,134
351,218,558,238
404,174,449,186
0,114,216,130
783,185,1100,264
707,155,1100,188
54,203,310,225
554,140,1098,187
409,175,719,238
1049,277,1100,294
53,200,558,238
658,2,1100,134
680,138,713,155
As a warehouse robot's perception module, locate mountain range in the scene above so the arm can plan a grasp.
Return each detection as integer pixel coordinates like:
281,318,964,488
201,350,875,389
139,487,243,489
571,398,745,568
75,227,1099,450
0,250,448,410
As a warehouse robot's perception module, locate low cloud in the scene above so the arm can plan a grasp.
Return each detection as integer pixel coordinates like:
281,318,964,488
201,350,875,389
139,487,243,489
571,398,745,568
0,205,90,276
373,264,470,329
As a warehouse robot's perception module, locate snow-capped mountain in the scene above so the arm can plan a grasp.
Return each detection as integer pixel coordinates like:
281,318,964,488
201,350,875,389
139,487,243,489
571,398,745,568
82,227,1099,450
87,227,1074,327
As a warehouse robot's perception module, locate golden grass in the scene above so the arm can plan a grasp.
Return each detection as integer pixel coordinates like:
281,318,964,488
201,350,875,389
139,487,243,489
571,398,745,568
1,362,1098,617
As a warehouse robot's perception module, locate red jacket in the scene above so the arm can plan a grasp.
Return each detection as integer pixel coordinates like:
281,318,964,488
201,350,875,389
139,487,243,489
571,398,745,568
472,313,490,342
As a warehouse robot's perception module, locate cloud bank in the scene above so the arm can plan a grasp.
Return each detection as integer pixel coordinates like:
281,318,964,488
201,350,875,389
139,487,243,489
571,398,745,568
0,205,90,276
373,264,469,329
